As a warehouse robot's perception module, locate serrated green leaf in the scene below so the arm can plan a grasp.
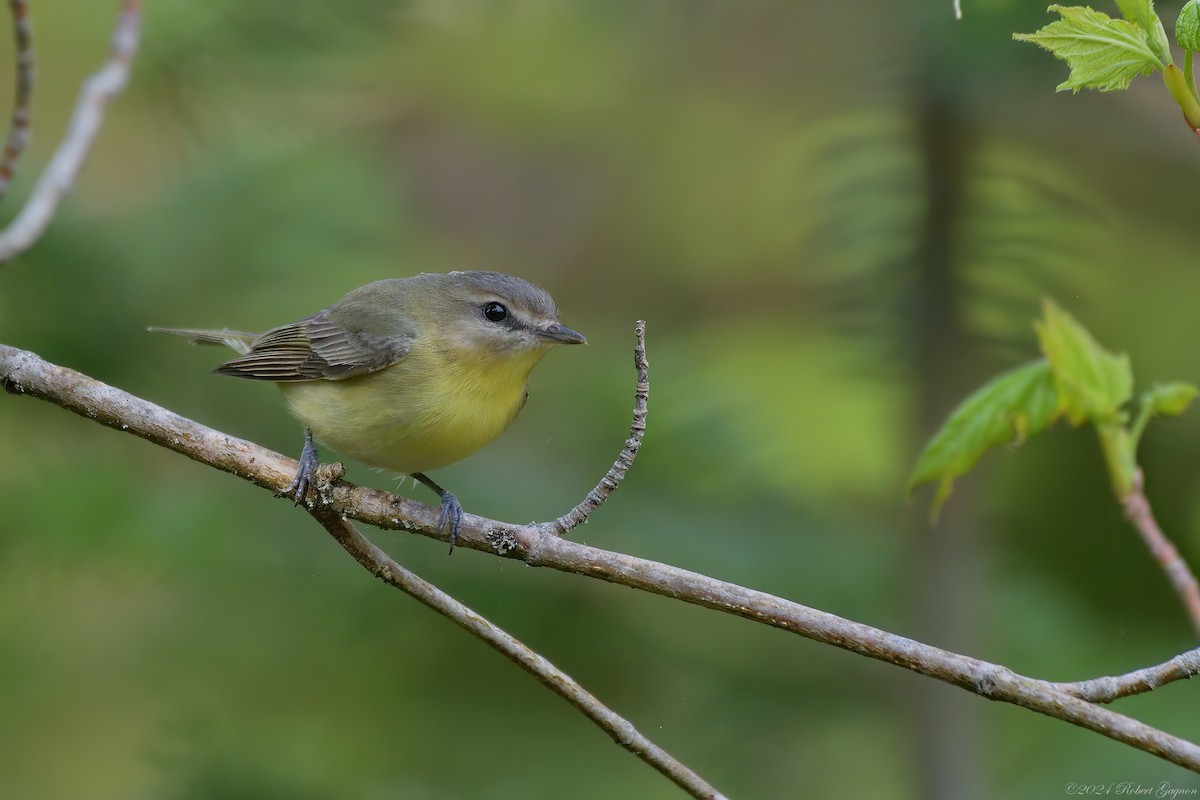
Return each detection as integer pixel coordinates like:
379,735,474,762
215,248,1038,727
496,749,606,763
1014,5,1167,93
1034,299,1132,425
1116,0,1155,31
1116,0,1172,63
1142,381,1199,416
909,360,1060,517
1178,0,1200,52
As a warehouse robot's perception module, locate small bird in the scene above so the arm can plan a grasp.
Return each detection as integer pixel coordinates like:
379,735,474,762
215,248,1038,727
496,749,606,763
150,271,586,550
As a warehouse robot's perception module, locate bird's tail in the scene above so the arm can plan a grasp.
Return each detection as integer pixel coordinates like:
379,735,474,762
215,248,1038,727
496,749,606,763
147,326,258,355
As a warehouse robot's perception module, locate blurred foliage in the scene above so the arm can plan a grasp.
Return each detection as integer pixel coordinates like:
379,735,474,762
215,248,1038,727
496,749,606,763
2,1,1200,798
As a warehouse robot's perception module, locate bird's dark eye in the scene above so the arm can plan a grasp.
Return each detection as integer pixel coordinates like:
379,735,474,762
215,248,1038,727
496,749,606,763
482,302,508,322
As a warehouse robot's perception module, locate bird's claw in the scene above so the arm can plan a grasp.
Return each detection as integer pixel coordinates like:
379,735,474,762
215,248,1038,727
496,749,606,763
439,490,464,555
278,429,320,506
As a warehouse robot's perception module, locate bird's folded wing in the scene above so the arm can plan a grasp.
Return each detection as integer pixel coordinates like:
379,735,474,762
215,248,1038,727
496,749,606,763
213,311,412,381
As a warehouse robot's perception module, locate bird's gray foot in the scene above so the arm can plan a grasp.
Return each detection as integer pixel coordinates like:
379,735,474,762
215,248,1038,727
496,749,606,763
438,490,464,554
280,428,320,506
414,472,463,555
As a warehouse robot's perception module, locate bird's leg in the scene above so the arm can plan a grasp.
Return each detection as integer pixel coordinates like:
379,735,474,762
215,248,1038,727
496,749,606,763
280,428,320,506
413,472,463,555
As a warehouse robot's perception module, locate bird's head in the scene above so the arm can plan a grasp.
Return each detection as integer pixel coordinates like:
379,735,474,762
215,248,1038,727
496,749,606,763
432,271,587,364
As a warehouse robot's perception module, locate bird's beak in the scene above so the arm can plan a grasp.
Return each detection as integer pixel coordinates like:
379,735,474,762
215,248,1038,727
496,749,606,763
537,322,587,345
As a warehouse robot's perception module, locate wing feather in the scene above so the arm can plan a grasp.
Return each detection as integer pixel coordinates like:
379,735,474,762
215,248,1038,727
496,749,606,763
147,326,258,354
213,310,412,382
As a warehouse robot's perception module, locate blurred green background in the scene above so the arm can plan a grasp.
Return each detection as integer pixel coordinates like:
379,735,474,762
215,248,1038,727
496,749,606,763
2,0,1200,797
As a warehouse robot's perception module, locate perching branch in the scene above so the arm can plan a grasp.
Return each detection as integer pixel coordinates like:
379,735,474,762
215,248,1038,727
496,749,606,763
1121,468,1200,637
0,0,139,261
306,504,726,800
4,341,1200,774
0,0,34,198
549,319,648,535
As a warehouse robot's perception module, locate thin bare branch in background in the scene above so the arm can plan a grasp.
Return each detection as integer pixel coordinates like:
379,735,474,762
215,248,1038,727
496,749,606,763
4,341,1200,773
550,319,649,535
1123,468,1200,637
308,507,726,800
0,0,34,198
0,0,139,262
1054,646,1200,704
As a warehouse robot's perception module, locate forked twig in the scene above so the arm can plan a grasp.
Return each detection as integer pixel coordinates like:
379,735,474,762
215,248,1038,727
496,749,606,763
0,0,140,261
1053,646,1200,704
5,342,1200,773
0,0,34,198
549,320,649,535
308,506,726,800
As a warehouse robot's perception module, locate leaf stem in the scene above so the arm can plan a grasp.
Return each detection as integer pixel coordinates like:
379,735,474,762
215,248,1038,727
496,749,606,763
1162,64,1200,133
1187,50,1198,100
1097,423,1136,500
1130,403,1154,451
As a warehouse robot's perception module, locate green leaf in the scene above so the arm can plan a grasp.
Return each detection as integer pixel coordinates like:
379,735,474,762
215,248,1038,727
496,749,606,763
1141,382,1199,417
1178,0,1200,52
1014,5,1167,93
1034,299,1132,425
1116,0,1172,63
909,360,1060,517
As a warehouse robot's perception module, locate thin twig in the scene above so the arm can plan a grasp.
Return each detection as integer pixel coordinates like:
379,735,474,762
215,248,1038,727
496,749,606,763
1053,646,1200,704
306,507,726,800
0,0,34,198
549,320,648,535
4,343,1200,773
0,0,139,262
1122,468,1200,638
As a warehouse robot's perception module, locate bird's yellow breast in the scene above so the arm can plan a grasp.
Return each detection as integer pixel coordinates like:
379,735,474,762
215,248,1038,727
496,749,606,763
278,344,547,475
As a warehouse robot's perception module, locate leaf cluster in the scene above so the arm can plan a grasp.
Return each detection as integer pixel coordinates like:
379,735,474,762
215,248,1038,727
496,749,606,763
909,299,1197,515
1015,0,1200,132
